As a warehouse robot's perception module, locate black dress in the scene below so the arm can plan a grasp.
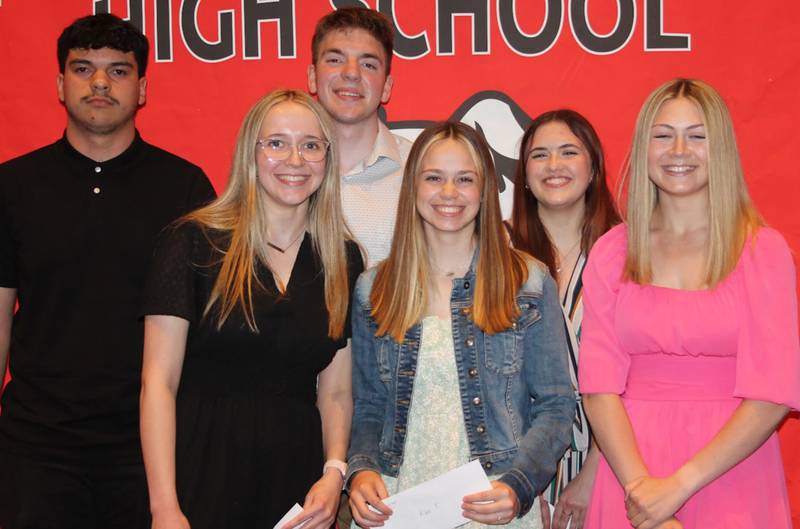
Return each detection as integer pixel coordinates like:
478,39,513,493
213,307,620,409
142,221,363,528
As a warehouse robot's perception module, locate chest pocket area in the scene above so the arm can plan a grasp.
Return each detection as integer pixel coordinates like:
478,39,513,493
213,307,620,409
483,295,541,375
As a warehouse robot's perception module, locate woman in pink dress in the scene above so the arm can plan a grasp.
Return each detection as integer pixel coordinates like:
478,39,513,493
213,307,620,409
578,78,800,529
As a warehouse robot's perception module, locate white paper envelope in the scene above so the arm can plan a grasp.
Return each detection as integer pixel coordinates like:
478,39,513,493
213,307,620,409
272,503,309,529
379,459,492,529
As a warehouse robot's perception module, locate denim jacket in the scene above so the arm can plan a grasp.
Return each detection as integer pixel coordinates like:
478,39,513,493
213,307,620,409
347,254,575,517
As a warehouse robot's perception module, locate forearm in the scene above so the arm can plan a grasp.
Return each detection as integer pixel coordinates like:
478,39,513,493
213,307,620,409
576,441,602,480
140,379,181,514
582,393,648,486
317,342,353,464
140,315,189,516
347,415,384,480
517,394,575,490
349,306,389,480
317,388,352,462
348,376,388,467
675,399,789,495
502,391,574,516
0,288,16,399
0,331,8,391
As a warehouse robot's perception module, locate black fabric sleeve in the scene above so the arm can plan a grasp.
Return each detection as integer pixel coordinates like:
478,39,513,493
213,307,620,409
0,176,17,288
141,221,204,322
186,167,216,211
343,240,366,341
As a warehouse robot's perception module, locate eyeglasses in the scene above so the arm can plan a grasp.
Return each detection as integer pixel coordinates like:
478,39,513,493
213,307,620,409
255,137,330,163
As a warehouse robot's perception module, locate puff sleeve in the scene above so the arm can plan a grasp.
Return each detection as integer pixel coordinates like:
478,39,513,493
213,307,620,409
578,225,631,395
733,227,800,410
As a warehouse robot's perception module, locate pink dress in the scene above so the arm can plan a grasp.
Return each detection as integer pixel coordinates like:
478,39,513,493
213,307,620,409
578,225,800,529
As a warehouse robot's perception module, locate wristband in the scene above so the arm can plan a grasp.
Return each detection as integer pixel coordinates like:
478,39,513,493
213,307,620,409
323,459,348,483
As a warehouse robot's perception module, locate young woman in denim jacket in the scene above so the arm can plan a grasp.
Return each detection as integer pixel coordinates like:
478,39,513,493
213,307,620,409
347,121,575,528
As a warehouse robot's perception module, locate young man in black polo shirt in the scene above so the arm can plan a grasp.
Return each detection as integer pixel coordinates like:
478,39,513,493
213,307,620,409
0,14,215,529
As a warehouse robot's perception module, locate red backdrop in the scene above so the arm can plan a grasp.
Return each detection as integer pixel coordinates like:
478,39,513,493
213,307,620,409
1,0,798,523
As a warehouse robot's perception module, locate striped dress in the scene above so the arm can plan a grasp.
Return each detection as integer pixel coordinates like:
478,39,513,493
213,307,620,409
542,253,590,505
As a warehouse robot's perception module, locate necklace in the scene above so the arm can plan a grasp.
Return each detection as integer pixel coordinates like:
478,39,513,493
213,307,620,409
267,228,305,254
430,257,471,278
555,239,581,274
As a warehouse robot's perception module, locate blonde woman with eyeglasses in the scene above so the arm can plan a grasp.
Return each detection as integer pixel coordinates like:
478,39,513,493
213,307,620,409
139,90,363,529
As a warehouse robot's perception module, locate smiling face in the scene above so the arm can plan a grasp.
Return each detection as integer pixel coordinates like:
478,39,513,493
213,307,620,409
307,28,393,126
647,97,709,200
58,47,146,136
415,138,482,239
255,101,327,213
525,121,593,213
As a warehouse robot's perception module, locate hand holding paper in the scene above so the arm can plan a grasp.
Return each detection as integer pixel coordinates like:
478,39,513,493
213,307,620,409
273,504,306,529
462,480,520,525
364,460,493,529
349,470,393,527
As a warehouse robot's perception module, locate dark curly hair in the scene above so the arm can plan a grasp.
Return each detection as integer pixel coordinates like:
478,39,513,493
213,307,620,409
58,13,149,77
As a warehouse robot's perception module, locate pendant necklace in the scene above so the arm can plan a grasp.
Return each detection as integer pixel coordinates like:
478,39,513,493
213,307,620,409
555,239,581,274
430,254,472,278
267,228,305,254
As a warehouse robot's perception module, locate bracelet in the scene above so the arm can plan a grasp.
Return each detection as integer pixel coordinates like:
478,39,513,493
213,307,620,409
323,459,348,483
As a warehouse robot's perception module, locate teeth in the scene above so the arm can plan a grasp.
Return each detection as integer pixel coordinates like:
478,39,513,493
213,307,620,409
337,90,360,97
664,165,694,173
435,206,463,214
544,177,569,184
278,175,308,182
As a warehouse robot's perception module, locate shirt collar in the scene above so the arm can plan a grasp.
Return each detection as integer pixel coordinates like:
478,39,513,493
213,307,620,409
344,121,402,177
57,129,145,175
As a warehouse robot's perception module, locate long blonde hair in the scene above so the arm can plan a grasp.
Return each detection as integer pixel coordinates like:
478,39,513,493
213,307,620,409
371,121,529,342
185,89,352,338
621,78,762,287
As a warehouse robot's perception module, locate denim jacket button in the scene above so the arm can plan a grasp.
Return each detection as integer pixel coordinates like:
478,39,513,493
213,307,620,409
512,322,518,330
463,281,470,289
468,368,478,377
472,396,481,405
483,461,493,470
476,425,485,433
465,337,475,347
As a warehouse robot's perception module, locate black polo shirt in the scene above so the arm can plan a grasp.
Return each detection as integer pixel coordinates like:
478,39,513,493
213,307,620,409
0,132,216,462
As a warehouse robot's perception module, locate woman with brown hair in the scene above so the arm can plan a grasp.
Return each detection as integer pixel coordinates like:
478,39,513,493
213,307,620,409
579,79,799,528
347,121,575,528
139,89,363,529
508,109,620,529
